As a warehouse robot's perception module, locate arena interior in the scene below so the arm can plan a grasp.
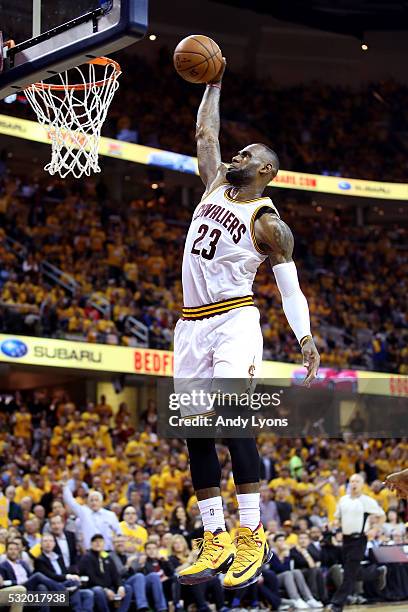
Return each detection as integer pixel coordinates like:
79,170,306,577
0,1,407,611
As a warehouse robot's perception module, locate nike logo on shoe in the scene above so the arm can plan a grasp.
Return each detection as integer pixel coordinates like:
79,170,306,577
232,560,257,578
212,552,224,566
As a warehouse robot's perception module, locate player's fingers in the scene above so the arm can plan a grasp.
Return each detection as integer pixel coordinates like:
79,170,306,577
304,355,319,387
302,348,311,368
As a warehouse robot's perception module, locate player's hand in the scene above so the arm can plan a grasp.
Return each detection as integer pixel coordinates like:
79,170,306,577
302,338,320,387
208,57,226,84
384,469,408,498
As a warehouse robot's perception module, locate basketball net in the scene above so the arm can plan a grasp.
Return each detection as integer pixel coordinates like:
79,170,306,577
24,57,121,179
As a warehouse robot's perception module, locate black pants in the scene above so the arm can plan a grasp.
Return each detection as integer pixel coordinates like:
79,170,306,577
331,535,367,608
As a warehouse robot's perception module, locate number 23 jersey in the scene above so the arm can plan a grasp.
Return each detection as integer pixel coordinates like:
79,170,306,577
182,183,280,308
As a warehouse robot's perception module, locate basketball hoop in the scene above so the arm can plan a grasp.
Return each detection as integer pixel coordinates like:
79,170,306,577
24,57,121,179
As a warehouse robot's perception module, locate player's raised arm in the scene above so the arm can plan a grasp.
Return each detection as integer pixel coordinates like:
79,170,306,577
195,58,227,193
254,214,320,386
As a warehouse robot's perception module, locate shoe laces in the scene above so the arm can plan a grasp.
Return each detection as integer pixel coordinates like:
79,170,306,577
232,533,261,571
192,536,221,564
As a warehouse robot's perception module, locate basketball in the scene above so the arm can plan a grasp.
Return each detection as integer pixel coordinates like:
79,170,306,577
173,35,223,84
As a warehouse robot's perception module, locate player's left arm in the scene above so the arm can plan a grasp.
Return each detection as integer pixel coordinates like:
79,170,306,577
254,213,320,386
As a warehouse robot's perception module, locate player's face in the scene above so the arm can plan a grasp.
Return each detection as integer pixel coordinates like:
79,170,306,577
226,146,260,186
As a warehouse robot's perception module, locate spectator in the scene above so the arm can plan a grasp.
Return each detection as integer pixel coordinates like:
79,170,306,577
0,574,26,612
49,514,79,571
62,482,122,550
260,485,280,527
110,534,168,612
169,505,191,537
78,534,126,612
382,509,406,538
5,486,23,525
0,540,70,612
290,532,328,604
23,518,42,549
119,505,148,554
269,533,322,609
34,533,94,612
127,471,151,505
274,487,292,524
168,535,228,612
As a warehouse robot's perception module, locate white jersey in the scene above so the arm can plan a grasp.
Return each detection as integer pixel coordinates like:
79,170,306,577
182,183,280,308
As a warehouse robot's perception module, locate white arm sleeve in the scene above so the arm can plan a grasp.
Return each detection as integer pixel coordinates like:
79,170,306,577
272,261,311,343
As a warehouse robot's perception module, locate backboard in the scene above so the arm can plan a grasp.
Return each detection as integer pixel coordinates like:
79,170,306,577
0,0,148,99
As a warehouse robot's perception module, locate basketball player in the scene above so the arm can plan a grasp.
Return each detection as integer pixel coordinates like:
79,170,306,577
175,59,320,590
385,468,408,497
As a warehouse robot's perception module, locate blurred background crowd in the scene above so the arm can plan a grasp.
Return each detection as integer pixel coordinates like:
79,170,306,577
2,49,408,182
0,390,407,611
0,168,406,374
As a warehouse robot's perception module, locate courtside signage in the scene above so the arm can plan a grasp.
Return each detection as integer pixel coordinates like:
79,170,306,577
0,334,173,376
1,113,407,201
0,334,406,396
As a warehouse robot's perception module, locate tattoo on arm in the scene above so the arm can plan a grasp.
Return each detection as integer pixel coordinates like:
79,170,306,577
254,214,294,266
196,86,222,187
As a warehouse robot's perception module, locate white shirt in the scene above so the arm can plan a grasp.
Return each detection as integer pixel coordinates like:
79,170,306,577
55,534,70,568
8,560,28,585
45,552,62,575
63,486,122,549
335,494,385,535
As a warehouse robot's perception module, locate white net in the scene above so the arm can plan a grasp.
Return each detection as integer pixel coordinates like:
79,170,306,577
24,58,121,179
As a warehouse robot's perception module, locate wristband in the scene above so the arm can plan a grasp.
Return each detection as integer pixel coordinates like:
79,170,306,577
300,334,313,348
207,83,221,89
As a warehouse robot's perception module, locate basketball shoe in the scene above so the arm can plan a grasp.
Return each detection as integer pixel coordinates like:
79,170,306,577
224,523,272,589
178,529,236,585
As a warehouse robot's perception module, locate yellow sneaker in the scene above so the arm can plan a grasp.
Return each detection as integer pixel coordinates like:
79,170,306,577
178,529,236,585
223,523,272,589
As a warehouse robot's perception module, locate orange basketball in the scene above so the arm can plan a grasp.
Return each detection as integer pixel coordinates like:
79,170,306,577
173,35,223,84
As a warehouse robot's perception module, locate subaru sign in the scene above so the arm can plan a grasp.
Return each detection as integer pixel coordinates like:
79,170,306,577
0,339,28,358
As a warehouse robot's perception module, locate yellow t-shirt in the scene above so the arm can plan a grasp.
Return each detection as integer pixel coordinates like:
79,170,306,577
0,496,8,529
14,413,32,438
119,521,148,553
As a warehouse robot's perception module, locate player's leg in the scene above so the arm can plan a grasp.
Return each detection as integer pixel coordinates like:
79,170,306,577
177,437,236,585
211,307,271,589
223,437,271,590
174,319,235,585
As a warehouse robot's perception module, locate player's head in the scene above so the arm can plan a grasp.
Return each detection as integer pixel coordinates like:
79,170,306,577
226,143,279,188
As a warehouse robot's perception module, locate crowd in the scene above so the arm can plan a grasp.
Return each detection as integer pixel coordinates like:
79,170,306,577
0,169,406,373
2,49,408,182
0,390,407,611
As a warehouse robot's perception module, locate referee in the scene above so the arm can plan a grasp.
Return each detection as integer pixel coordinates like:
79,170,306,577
327,473,385,612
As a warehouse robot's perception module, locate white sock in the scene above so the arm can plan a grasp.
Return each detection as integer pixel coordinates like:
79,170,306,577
237,493,261,530
197,496,226,533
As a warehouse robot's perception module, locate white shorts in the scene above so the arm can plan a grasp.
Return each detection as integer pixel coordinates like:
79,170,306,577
174,306,263,417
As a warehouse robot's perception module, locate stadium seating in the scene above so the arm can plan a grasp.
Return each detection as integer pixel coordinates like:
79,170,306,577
0,169,406,373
